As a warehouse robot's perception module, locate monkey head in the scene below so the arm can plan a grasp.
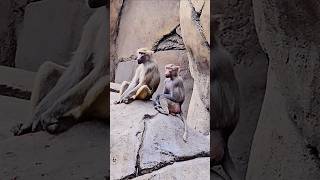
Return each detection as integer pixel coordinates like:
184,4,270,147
165,64,180,78
136,48,154,64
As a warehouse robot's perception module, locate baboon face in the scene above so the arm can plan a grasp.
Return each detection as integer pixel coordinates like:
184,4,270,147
165,64,179,78
136,52,149,64
136,48,154,64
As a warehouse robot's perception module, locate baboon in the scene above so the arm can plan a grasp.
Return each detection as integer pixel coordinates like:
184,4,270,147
145,64,187,142
114,48,160,104
211,15,241,180
12,1,108,135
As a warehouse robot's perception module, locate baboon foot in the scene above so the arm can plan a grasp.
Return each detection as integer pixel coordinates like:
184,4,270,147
46,117,77,134
143,114,152,119
11,122,32,136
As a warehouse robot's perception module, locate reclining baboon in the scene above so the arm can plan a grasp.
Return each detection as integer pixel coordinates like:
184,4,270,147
114,48,160,104
12,1,108,135
211,15,241,180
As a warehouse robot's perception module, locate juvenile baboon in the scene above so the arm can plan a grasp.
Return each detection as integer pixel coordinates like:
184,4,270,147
146,64,187,142
12,2,108,135
114,48,160,104
211,15,241,180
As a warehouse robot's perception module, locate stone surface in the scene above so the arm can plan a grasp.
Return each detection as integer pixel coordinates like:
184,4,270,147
110,0,124,81
213,0,269,177
110,85,209,179
114,60,138,84
135,157,210,180
246,71,320,180
246,0,320,179
0,0,29,67
0,96,109,180
115,0,180,58
0,65,35,92
15,0,94,71
180,0,210,135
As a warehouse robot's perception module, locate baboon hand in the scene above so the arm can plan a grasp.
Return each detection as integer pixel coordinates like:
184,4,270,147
11,121,32,136
113,100,121,104
31,112,58,133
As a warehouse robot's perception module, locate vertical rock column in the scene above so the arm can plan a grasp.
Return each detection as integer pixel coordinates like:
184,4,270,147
180,0,210,135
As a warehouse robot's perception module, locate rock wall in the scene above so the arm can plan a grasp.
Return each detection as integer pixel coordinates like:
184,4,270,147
111,0,194,117
180,0,210,135
15,0,94,71
247,0,320,179
110,84,209,180
212,0,269,178
0,0,29,67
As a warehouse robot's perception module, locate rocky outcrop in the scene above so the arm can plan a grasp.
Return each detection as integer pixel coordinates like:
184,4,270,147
111,0,194,116
0,0,30,67
15,0,94,71
247,0,320,179
180,0,210,135
110,83,209,180
213,0,269,178
0,96,109,180
0,65,34,99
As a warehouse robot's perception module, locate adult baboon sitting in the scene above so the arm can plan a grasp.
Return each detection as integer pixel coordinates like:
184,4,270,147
12,0,108,135
114,48,160,104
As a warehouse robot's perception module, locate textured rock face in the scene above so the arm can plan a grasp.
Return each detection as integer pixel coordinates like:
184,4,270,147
110,0,124,81
15,0,94,71
213,0,269,178
247,0,320,179
111,0,194,116
180,0,210,135
0,0,29,67
135,158,210,180
0,95,109,179
110,84,209,180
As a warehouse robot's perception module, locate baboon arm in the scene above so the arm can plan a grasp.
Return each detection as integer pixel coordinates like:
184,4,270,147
119,69,140,99
32,54,94,117
32,66,105,129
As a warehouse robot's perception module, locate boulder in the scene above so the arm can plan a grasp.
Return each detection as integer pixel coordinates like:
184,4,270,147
115,0,180,58
180,0,210,135
110,84,209,179
0,0,28,67
15,0,94,71
214,0,269,177
135,157,210,180
0,96,109,179
247,0,320,179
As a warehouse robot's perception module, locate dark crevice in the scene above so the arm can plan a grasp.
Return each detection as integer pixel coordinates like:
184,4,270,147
134,119,147,177
0,84,31,100
139,152,210,175
187,0,210,49
152,25,185,52
306,144,320,167
118,117,210,180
